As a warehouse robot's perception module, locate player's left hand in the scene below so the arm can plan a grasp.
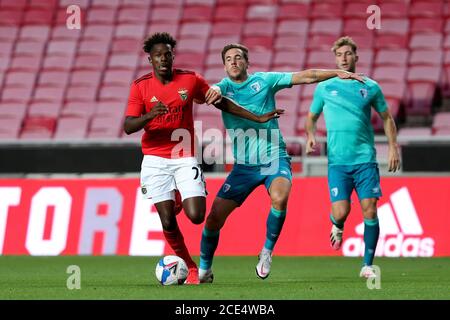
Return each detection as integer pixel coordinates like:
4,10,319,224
388,144,401,172
258,109,285,122
337,71,365,83
205,86,222,105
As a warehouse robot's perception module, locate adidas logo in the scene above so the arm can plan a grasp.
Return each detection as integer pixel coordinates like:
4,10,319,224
342,187,435,257
150,96,158,103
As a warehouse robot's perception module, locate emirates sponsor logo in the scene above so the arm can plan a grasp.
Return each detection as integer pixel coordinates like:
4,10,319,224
343,187,435,257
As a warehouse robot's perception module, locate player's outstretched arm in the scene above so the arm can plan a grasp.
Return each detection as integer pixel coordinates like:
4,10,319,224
305,112,320,154
213,96,284,123
123,102,168,134
379,110,401,172
292,69,365,85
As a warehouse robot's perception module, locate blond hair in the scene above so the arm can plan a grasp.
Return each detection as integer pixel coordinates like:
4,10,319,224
331,36,358,54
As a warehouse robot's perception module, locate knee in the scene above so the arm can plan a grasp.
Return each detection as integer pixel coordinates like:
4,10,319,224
332,207,350,222
271,192,289,210
362,207,377,219
185,208,205,225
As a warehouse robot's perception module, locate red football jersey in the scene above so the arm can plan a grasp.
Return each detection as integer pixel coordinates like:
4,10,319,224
126,69,210,158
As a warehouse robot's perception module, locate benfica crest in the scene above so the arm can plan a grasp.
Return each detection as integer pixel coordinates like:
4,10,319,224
178,88,188,101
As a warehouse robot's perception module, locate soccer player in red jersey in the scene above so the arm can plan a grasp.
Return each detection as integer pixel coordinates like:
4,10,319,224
124,33,281,284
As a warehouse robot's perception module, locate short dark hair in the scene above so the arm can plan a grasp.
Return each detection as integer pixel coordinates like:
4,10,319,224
143,32,177,54
221,43,249,64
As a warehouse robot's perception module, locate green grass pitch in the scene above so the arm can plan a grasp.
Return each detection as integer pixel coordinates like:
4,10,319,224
0,256,449,300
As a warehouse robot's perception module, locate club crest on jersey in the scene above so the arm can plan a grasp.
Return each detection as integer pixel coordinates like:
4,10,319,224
250,82,261,93
331,187,338,197
178,89,188,101
360,88,368,98
222,183,231,193
141,186,147,194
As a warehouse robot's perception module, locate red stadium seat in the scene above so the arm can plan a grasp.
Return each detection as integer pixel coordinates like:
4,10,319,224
277,113,297,137
51,26,82,41
10,55,42,71
274,35,307,51
115,24,146,39
297,98,313,116
411,18,444,34
117,7,149,24
150,7,182,23
19,26,50,41
345,33,374,50
38,70,70,88
204,67,225,84
373,66,407,82
59,0,90,9
147,22,179,36
46,40,77,56
43,54,75,71
175,52,206,69
0,117,23,139
111,38,141,53
409,34,443,49
1,86,34,102
409,49,444,66
378,1,408,18
70,70,102,88
432,112,450,133
87,115,123,139
177,38,208,54
83,25,115,40
398,127,432,137
66,86,98,102
310,1,343,19
78,39,110,55
243,21,275,37
343,19,369,35
33,86,66,102
27,102,61,118
205,52,223,68
73,53,107,71
273,51,305,69
5,71,36,88
241,36,273,51
195,114,224,132
248,49,272,69
20,116,56,139
61,102,95,117
305,50,335,69
214,5,246,22
86,8,116,25
277,3,309,20
91,0,120,8
103,69,135,86
276,20,309,36
246,5,278,21
54,116,89,139
208,35,240,53
179,22,211,39
99,85,130,102
409,1,444,18
211,22,243,36
310,19,343,36
307,34,339,50
375,34,409,49
22,9,53,25
95,101,127,117
28,0,57,10
182,5,214,22
375,49,409,66
0,0,27,10
108,53,139,69
14,40,46,57
0,26,19,41
357,49,374,68
0,10,23,25
343,2,372,18
376,18,409,35
0,101,27,119
406,66,441,116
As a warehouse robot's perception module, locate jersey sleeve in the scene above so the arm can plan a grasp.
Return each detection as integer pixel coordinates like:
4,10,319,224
263,72,294,92
126,82,145,117
372,83,388,113
193,73,210,104
309,83,325,115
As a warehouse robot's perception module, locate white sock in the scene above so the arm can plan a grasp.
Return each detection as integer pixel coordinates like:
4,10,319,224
261,247,272,255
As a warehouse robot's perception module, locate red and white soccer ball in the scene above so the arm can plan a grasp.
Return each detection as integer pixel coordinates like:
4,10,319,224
155,255,189,285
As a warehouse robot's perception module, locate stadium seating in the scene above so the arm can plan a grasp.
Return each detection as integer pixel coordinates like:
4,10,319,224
0,0,448,143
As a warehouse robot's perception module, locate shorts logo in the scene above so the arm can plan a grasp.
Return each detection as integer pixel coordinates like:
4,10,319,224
360,88,368,98
372,187,380,193
331,90,338,96
250,82,261,93
331,187,338,197
222,183,231,193
141,186,147,195
280,170,288,175
178,88,188,101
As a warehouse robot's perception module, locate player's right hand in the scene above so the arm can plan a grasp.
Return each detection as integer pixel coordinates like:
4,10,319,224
145,102,168,120
258,109,285,122
305,136,317,154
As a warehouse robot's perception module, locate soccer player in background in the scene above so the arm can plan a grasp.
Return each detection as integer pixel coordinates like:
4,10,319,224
305,36,401,278
198,43,364,283
124,33,282,284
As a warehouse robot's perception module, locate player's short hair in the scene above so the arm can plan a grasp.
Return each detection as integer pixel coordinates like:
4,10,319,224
143,32,177,54
331,36,358,55
221,44,249,64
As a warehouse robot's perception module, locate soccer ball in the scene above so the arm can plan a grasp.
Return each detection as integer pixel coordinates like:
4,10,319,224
155,255,189,285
